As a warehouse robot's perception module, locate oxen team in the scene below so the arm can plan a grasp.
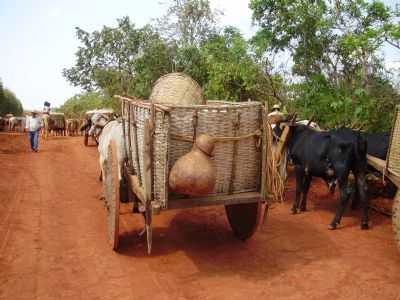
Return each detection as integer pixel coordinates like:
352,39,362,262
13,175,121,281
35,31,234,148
2,107,390,233
83,108,392,233
0,113,84,138
0,116,26,132
274,120,390,231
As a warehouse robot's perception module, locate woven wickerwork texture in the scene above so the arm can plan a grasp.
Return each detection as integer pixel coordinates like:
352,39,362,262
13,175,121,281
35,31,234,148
150,73,205,105
122,99,262,209
393,192,400,248
387,106,400,177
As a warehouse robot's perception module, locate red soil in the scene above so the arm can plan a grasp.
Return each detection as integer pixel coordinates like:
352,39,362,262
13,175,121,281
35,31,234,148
0,132,399,300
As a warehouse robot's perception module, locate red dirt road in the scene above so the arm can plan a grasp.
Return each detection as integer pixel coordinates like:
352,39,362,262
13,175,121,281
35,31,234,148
1,132,400,300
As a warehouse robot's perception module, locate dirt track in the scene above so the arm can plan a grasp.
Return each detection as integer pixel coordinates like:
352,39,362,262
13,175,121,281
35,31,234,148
1,132,400,300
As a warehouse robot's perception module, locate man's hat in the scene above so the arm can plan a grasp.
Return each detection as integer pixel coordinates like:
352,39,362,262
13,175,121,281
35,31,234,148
272,104,281,111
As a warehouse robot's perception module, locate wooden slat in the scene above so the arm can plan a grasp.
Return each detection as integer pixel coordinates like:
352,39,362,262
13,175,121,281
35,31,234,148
168,192,261,210
367,155,386,172
367,154,400,187
274,125,290,163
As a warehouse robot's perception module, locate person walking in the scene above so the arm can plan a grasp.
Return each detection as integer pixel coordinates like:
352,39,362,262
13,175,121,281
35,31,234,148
26,111,42,152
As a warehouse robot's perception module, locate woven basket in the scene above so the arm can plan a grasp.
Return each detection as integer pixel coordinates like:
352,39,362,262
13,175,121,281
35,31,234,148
122,99,263,209
150,73,205,105
387,105,400,177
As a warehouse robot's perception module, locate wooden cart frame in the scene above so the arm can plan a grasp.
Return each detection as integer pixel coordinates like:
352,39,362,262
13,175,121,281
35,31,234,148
104,96,270,253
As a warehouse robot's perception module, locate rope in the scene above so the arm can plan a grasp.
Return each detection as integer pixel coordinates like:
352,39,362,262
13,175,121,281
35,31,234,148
170,130,261,143
264,118,285,203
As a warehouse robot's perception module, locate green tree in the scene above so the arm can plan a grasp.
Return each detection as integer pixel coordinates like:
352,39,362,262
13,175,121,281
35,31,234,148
58,92,113,118
200,27,273,101
156,0,221,47
250,0,400,131
0,80,23,116
63,17,173,99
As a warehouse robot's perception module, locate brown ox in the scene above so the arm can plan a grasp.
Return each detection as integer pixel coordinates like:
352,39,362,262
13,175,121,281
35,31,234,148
48,115,66,136
66,119,79,136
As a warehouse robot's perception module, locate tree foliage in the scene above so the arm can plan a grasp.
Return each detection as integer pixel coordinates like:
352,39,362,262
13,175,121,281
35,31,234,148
58,92,113,118
156,0,221,47
63,17,173,99
62,0,400,132
0,80,23,116
250,0,400,131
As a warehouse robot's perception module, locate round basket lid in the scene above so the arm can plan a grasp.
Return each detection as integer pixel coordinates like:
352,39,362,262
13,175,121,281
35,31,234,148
150,72,205,105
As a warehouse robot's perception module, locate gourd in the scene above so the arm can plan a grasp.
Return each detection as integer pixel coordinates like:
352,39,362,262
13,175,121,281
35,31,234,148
169,134,216,196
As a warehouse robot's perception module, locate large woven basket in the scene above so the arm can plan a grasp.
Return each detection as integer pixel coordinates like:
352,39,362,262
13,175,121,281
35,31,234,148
150,73,205,105
122,99,263,209
387,105,400,176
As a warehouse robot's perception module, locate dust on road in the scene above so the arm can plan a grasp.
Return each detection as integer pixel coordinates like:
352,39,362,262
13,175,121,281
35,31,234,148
0,132,400,300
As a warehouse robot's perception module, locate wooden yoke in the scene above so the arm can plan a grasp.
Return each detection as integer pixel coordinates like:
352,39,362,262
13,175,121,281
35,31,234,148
274,113,296,164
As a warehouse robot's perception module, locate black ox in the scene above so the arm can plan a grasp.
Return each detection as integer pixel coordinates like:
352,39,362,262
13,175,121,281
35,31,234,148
283,125,369,230
361,132,390,160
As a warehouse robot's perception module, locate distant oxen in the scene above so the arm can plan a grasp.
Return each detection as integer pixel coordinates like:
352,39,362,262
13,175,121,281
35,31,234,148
48,114,66,136
8,117,26,132
66,119,79,136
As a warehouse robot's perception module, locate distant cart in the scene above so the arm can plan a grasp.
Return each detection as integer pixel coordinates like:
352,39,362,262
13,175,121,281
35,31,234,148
367,105,400,248
104,95,272,253
83,109,114,146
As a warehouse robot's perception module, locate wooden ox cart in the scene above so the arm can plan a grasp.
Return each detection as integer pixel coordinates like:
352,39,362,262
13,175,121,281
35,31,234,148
104,95,271,253
367,105,400,248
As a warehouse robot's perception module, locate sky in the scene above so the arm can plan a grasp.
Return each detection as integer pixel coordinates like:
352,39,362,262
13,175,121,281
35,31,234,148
0,0,399,110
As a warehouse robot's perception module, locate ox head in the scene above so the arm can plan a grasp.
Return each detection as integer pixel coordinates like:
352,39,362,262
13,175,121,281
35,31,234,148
88,113,110,137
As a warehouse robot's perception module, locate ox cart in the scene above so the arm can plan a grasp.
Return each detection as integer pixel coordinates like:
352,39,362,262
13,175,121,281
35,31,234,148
83,109,114,146
104,95,271,253
367,105,400,248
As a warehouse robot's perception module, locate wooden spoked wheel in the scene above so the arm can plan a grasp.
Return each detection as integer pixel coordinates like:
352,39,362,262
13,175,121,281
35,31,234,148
104,140,120,250
393,190,400,249
225,202,263,241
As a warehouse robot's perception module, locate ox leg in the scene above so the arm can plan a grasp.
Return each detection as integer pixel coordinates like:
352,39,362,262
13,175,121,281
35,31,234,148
291,166,304,214
351,174,360,210
99,156,105,182
300,175,312,212
357,172,369,229
329,177,351,230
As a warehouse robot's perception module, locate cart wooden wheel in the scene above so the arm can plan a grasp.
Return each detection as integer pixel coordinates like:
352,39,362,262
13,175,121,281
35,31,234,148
393,190,400,248
84,131,89,146
104,140,120,250
225,201,263,241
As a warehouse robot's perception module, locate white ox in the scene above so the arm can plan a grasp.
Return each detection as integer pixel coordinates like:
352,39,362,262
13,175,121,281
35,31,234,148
88,113,127,202
8,117,26,132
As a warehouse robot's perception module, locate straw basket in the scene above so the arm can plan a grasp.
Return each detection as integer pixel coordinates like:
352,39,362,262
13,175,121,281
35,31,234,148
122,99,263,209
150,73,205,105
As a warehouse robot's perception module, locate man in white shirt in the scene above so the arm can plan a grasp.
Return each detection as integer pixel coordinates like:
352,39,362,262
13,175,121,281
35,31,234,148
25,111,42,152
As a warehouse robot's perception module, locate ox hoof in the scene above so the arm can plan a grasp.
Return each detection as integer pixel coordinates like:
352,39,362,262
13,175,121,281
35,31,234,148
361,223,369,230
328,223,337,230
289,208,297,215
